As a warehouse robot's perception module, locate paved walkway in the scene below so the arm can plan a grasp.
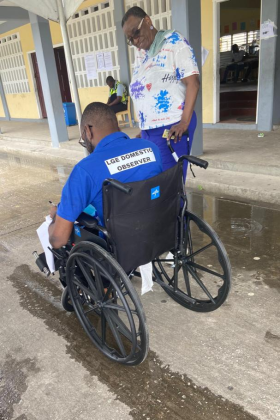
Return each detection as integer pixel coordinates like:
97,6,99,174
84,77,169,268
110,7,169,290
0,120,279,205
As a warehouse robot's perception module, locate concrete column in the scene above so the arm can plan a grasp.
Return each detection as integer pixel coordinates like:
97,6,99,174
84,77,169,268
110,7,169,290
113,1,133,123
273,3,280,126
257,0,278,131
172,0,203,156
0,74,10,120
29,12,68,147
114,2,130,87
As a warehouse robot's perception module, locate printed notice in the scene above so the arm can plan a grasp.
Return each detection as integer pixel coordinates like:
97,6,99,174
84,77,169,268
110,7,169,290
104,51,113,70
260,20,277,39
105,148,156,175
201,46,209,67
96,52,105,70
84,54,97,80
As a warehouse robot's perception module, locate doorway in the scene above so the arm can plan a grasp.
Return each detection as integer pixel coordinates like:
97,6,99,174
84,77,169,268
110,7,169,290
31,52,47,118
217,0,261,124
54,46,72,103
31,46,71,118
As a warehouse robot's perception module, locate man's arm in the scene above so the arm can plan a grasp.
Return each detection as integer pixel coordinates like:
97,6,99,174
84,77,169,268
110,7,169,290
108,96,122,106
48,212,73,249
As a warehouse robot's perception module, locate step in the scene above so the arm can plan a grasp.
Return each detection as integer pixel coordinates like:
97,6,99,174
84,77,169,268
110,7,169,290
220,100,257,109
187,167,280,206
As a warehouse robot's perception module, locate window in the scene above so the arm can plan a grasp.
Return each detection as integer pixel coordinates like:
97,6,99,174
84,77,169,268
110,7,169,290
0,33,30,94
232,32,247,50
220,35,232,52
220,31,260,53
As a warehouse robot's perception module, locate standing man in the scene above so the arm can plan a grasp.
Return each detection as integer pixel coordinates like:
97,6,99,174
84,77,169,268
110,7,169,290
106,76,128,114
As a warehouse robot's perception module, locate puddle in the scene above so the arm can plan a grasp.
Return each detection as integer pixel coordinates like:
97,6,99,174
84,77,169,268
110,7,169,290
187,193,280,292
7,264,258,420
0,354,40,420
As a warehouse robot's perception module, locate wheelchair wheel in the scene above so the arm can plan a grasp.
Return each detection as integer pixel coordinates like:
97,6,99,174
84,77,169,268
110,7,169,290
66,242,149,366
153,211,231,312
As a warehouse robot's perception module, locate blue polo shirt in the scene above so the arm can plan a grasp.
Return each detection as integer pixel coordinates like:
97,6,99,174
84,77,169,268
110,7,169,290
57,132,162,225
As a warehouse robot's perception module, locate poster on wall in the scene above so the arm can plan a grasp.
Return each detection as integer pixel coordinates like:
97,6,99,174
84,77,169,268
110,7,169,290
104,51,113,70
232,22,237,31
224,25,229,34
84,54,97,80
241,22,246,31
260,20,277,39
96,52,105,70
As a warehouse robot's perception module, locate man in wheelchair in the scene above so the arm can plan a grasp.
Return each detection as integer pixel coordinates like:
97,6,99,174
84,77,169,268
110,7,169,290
34,102,230,366
48,102,163,249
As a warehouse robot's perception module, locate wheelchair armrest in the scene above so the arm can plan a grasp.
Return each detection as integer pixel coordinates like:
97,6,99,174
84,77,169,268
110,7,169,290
76,212,99,229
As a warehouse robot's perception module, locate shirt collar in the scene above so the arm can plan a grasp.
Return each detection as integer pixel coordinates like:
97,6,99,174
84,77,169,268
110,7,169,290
94,131,130,152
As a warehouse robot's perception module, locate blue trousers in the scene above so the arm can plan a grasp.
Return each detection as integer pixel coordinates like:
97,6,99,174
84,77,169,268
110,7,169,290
141,111,197,181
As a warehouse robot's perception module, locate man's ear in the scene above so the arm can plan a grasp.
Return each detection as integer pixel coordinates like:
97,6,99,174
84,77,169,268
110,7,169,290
85,124,94,141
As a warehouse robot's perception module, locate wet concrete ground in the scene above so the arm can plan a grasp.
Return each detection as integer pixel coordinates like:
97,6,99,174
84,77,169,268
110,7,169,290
0,152,280,420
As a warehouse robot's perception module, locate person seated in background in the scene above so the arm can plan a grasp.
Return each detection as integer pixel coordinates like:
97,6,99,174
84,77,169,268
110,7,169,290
106,76,128,114
48,102,162,249
221,44,247,84
241,46,259,83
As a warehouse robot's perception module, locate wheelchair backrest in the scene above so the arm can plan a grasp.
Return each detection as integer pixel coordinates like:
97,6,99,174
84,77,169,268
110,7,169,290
102,162,184,272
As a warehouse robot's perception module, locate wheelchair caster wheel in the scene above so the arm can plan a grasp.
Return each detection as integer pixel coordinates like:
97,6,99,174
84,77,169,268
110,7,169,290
61,286,75,312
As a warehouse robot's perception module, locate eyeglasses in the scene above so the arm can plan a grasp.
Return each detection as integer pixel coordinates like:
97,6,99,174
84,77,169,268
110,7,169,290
79,125,92,148
126,18,144,46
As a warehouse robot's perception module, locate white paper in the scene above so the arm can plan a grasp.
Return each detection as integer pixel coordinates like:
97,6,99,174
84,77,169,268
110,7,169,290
96,52,105,70
104,51,113,70
36,215,55,274
139,262,153,295
201,46,209,67
260,20,277,39
84,54,97,80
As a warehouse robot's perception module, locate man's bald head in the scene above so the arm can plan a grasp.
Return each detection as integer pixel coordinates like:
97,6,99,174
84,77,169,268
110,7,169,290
81,102,119,132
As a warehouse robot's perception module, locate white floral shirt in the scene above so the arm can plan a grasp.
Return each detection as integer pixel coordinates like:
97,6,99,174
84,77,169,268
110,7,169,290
130,31,199,130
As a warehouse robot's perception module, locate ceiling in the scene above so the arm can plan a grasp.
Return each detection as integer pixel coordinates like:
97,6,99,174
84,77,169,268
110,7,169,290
0,0,84,35
221,0,261,9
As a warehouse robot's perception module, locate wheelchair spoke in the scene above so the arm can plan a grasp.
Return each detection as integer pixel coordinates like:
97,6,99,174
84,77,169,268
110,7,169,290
83,302,99,314
104,308,134,343
92,262,104,298
186,265,216,304
186,242,214,259
73,278,96,302
182,265,191,296
187,261,224,279
76,257,98,295
103,310,127,357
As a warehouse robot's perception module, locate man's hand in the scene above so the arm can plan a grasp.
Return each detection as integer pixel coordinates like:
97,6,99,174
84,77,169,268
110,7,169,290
49,205,57,220
167,121,189,143
135,132,142,138
48,214,73,249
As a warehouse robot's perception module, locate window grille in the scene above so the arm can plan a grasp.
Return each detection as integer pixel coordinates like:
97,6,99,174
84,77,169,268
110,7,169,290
232,32,247,50
67,0,119,88
220,35,232,52
0,33,30,94
124,0,172,72
220,30,260,53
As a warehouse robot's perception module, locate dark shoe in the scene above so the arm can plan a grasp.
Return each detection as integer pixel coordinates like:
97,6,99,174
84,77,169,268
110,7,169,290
241,78,248,83
220,81,227,84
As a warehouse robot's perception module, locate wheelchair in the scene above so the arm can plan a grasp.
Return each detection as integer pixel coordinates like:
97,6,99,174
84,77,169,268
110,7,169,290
33,155,231,366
